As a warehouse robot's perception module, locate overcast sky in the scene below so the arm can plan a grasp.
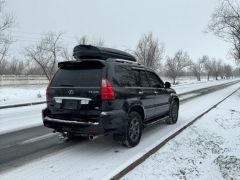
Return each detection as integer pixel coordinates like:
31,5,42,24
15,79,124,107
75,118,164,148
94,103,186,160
7,0,235,64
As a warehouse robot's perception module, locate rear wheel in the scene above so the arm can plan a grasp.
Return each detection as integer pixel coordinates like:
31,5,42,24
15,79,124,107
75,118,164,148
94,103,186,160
166,100,179,124
122,111,142,148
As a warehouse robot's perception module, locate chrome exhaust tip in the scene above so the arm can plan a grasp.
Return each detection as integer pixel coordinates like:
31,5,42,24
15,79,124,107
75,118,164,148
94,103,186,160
89,135,98,141
58,132,67,139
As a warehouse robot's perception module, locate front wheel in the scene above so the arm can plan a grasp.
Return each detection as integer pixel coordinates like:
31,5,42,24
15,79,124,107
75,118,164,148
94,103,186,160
166,100,179,124
122,111,142,148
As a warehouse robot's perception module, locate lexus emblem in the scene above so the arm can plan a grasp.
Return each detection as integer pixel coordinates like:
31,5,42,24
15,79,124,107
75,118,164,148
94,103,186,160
68,90,74,95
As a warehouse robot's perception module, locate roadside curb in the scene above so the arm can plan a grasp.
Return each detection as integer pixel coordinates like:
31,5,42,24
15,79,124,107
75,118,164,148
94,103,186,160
0,101,46,109
110,87,240,180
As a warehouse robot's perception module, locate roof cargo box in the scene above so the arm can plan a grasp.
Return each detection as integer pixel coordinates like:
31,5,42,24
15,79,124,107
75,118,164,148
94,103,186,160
73,45,136,62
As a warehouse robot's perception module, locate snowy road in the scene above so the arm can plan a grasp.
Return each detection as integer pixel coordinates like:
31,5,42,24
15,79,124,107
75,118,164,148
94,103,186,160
0,82,239,179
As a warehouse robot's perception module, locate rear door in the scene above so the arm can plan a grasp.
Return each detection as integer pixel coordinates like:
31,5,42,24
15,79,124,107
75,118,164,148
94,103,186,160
113,67,156,120
137,70,157,120
48,61,104,120
113,64,140,100
146,71,170,116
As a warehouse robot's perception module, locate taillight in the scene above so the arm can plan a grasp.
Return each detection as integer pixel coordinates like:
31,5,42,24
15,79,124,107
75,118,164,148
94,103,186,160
101,79,115,100
46,80,52,98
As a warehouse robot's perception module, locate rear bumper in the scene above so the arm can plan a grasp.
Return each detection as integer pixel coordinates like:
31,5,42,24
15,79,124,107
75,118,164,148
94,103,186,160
44,116,99,126
42,108,127,136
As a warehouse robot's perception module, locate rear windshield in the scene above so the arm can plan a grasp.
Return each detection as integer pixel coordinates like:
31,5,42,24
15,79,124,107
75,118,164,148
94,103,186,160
51,68,102,87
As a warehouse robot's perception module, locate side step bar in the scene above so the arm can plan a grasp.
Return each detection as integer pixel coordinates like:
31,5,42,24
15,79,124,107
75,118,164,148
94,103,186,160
143,116,169,127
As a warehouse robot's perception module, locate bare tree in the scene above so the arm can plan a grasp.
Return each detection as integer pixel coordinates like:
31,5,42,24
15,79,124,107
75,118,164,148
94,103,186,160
190,56,207,81
0,58,7,74
210,59,218,80
25,65,44,75
134,32,164,71
0,44,8,71
61,47,74,61
25,32,63,80
77,35,105,47
233,67,240,77
165,50,191,84
223,64,233,78
0,58,25,75
210,59,223,80
208,0,240,63
203,56,213,81
218,61,225,79
0,0,15,73
62,35,105,61
78,35,88,45
7,58,24,75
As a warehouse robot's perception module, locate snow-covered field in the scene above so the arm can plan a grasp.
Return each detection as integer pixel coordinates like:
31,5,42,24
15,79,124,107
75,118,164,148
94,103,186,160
123,89,240,179
0,85,46,106
0,78,238,107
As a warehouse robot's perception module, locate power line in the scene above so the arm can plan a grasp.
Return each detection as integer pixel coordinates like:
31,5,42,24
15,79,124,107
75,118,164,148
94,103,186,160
9,29,80,40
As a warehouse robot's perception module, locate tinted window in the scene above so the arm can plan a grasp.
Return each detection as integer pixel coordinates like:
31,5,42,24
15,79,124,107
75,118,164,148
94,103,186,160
146,71,163,88
114,65,138,87
139,71,149,87
51,68,102,87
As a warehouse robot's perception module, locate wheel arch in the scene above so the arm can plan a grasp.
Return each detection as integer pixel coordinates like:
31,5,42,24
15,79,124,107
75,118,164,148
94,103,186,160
170,94,179,105
128,105,145,121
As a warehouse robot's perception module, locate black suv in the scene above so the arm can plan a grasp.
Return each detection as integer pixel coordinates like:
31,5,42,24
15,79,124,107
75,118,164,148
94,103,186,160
42,45,179,147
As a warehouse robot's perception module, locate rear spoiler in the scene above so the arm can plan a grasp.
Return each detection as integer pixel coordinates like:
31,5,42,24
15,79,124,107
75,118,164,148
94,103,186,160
58,60,105,68
73,45,136,62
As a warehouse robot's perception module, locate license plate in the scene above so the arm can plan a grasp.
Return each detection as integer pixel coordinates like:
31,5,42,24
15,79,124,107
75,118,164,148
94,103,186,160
62,100,78,110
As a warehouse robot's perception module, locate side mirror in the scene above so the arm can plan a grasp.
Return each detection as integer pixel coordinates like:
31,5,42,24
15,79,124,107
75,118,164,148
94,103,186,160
165,81,171,88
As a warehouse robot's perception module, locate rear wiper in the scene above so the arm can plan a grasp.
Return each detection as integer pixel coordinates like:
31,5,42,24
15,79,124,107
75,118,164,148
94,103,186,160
58,84,75,87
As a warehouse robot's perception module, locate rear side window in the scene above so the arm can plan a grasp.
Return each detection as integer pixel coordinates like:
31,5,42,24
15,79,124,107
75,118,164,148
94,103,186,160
114,65,138,87
139,70,149,87
51,68,102,87
146,71,164,88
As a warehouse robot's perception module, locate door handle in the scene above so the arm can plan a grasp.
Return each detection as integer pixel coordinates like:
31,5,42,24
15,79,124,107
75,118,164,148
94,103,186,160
154,91,158,94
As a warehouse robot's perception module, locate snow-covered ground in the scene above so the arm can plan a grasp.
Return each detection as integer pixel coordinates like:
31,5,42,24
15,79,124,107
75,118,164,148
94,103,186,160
0,84,46,106
0,82,239,180
0,78,238,107
123,89,240,179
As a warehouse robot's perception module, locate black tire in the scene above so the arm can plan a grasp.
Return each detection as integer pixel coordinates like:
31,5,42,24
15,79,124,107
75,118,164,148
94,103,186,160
122,111,142,148
166,100,179,124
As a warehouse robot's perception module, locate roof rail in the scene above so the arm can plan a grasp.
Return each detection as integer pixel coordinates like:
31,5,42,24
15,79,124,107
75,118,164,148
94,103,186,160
73,45,136,62
110,58,139,64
